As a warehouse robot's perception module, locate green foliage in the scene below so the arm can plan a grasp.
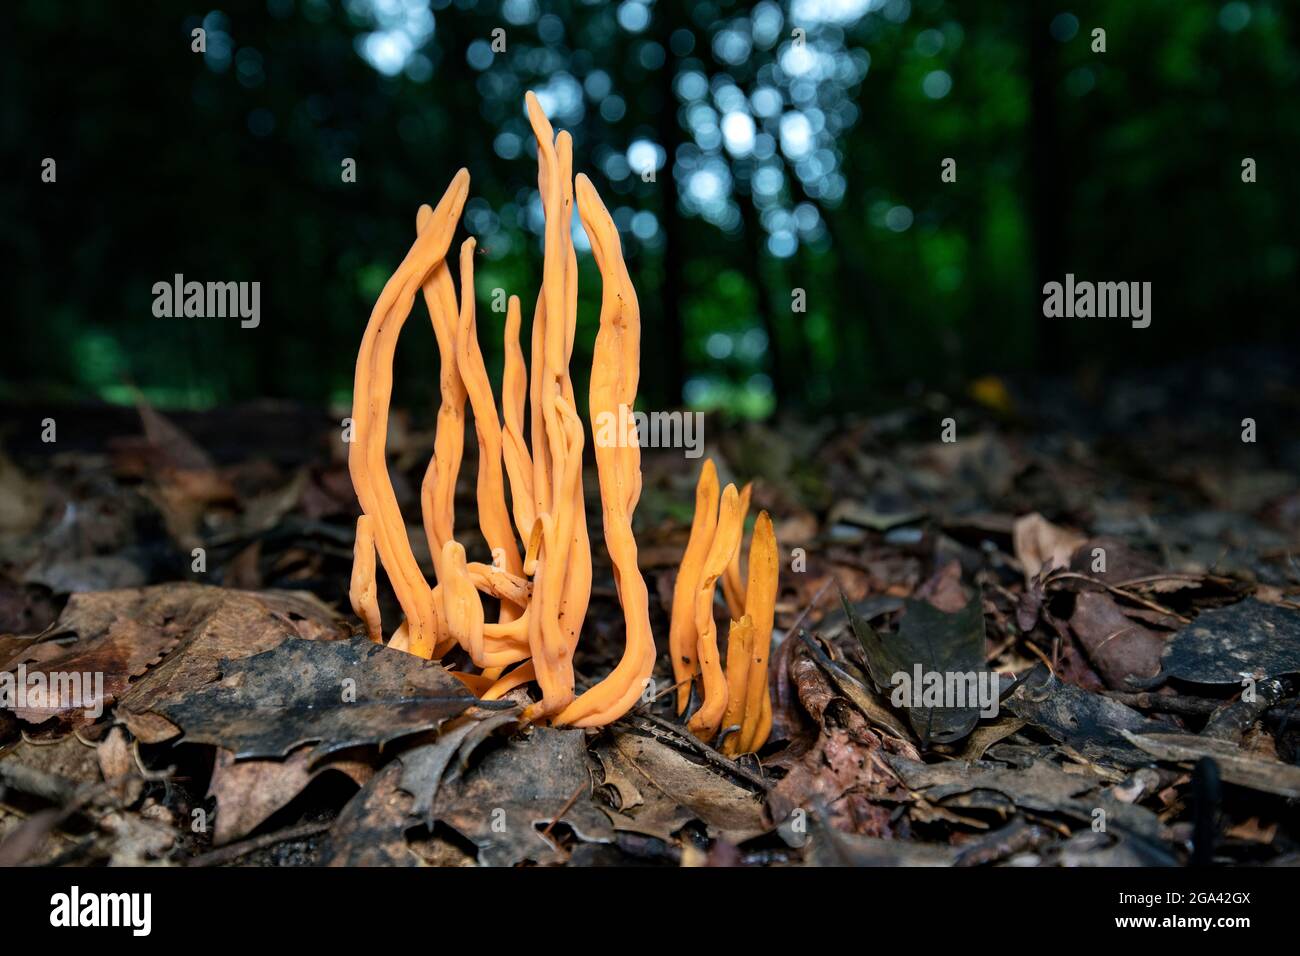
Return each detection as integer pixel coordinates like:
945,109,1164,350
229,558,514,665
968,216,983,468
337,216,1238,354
6,0,1297,416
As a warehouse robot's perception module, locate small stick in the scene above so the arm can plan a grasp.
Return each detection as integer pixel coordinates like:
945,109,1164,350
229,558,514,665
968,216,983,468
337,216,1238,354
621,711,770,792
0,762,77,805
187,821,331,867
774,577,837,715
1023,640,1057,679
1046,572,1192,624
789,577,836,638
1101,690,1220,717
537,780,588,846
642,676,692,707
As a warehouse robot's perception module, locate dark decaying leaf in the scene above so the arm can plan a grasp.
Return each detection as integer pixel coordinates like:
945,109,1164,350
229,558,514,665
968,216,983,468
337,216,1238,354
793,633,913,741
1201,677,1286,743
324,761,417,867
1155,598,1300,685
111,584,349,742
1004,670,1170,769
885,754,1096,811
155,635,510,759
843,591,991,745
399,709,521,824
430,726,613,866
1120,730,1300,799
885,754,1170,856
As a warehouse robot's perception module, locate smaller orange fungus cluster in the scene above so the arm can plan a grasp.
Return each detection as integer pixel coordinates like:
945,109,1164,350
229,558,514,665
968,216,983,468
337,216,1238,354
670,460,778,753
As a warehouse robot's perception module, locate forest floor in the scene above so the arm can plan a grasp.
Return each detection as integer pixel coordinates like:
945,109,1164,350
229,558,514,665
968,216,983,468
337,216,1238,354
2,348,1299,867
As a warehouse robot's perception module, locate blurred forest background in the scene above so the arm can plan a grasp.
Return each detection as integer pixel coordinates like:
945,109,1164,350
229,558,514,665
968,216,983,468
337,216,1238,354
4,0,1297,419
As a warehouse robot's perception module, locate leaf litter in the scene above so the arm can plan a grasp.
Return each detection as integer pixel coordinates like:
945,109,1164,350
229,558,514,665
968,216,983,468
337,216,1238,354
3,373,1300,866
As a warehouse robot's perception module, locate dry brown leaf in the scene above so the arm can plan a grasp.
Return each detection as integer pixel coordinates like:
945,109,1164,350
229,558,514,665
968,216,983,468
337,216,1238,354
1069,590,1167,689
118,584,348,742
209,746,315,846
596,730,767,843
97,726,134,781
2,587,210,726
0,455,45,536
1013,512,1086,583
768,727,906,837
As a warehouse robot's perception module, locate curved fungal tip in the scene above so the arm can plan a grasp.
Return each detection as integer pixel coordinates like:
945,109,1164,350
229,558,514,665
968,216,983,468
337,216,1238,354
433,169,470,220
449,167,471,205
574,173,603,211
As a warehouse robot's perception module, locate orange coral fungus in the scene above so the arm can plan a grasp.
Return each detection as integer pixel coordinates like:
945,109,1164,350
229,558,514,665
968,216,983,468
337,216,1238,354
349,514,382,644
347,93,779,736
553,174,655,728
719,613,754,751
455,238,524,619
348,92,661,730
671,460,781,751
669,459,720,714
349,170,468,659
722,481,753,619
738,511,778,752
687,482,743,740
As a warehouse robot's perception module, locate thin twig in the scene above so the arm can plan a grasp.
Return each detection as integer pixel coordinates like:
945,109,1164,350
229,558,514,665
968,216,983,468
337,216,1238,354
187,821,331,867
1023,640,1057,679
19,730,67,746
644,675,691,707
0,761,78,805
537,780,587,847
1046,571,1192,623
1101,690,1221,717
621,711,770,792
790,577,837,638
132,740,177,782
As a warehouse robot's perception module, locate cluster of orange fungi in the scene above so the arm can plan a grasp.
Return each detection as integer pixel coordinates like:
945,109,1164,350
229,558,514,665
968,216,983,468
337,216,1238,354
347,92,776,745
669,461,777,754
